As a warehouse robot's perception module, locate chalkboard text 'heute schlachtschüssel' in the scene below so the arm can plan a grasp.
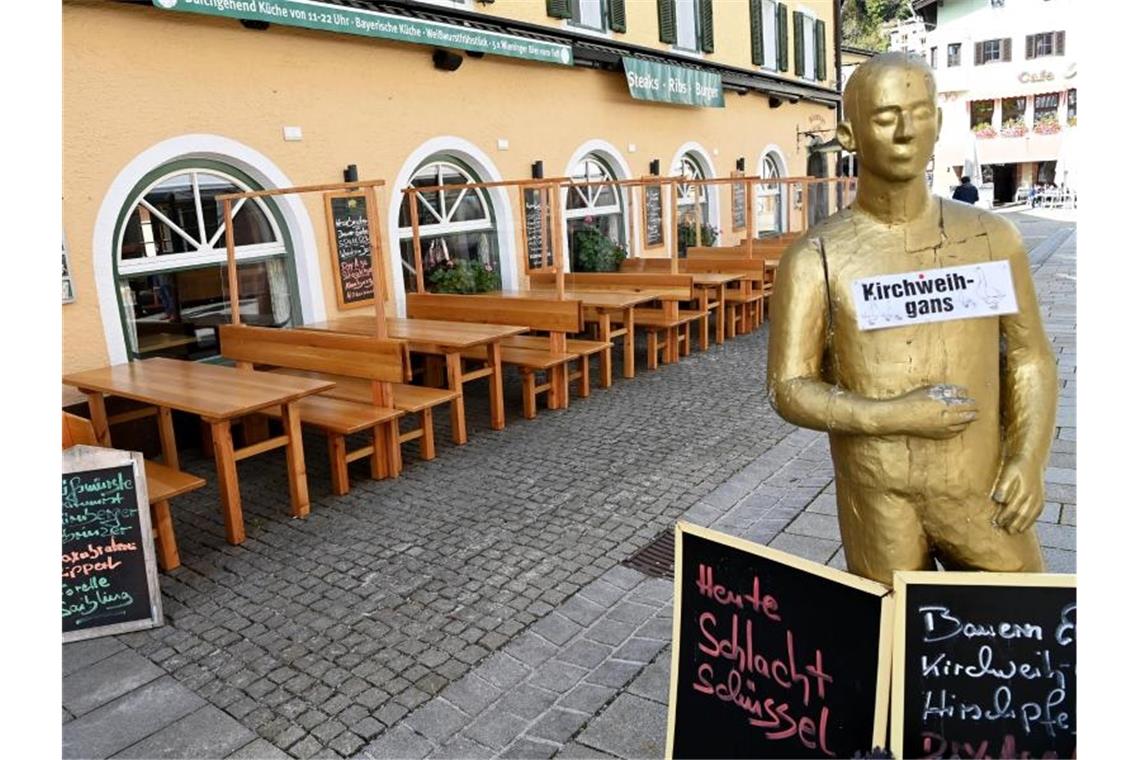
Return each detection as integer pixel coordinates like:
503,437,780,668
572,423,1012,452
692,563,839,757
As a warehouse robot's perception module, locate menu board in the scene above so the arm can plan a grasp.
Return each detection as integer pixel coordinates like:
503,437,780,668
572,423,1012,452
325,190,381,309
667,523,893,758
62,446,163,643
731,172,747,231
643,183,665,249
891,572,1077,759
521,186,551,271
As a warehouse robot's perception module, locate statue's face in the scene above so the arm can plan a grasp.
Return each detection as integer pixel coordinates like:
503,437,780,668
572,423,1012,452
849,67,938,183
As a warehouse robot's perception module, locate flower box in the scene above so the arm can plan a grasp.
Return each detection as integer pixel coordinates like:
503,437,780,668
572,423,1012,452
972,124,997,139
1001,119,1028,138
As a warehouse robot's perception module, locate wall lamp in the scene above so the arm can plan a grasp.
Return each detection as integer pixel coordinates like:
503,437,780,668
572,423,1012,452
736,157,746,172
433,49,463,72
649,159,660,176
343,164,359,183
531,161,544,179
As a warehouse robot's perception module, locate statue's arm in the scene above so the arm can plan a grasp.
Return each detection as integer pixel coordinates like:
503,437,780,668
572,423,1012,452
765,240,891,435
992,218,1058,532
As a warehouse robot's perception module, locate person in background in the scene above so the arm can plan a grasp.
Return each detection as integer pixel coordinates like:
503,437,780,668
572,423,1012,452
1028,184,1038,208
952,175,979,205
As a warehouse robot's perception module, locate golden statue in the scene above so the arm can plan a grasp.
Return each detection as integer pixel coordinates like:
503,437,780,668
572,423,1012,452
766,53,1057,585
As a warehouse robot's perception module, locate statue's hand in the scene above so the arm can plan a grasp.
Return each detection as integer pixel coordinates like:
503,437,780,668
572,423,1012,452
992,455,1046,534
880,384,979,439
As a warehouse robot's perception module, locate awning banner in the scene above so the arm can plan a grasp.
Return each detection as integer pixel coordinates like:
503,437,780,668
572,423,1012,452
622,56,724,108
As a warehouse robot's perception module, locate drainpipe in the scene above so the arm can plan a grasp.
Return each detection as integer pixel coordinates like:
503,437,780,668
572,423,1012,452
833,0,843,178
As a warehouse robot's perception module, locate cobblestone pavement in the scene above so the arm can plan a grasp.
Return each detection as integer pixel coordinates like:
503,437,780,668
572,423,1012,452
62,213,1076,760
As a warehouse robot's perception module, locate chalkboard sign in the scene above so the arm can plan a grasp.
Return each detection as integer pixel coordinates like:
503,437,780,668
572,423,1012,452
521,186,551,272
891,572,1077,759
643,183,665,249
325,190,381,309
62,446,163,643
731,173,747,231
667,523,893,758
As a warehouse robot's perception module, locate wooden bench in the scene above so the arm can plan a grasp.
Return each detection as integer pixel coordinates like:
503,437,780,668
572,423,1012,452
531,272,702,365
407,293,595,418
679,258,768,331
63,412,205,571
219,324,411,496
500,335,611,400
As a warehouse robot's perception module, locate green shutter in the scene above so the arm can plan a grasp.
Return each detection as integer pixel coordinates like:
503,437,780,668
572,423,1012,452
699,0,715,53
777,3,788,71
609,0,627,33
658,0,676,44
815,19,825,81
793,11,804,76
749,0,763,66
545,0,571,20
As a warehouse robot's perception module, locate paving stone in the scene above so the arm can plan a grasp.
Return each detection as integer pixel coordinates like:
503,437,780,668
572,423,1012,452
1061,505,1076,526
438,674,502,718
63,650,166,717
403,699,468,743
502,736,560,760
528,707,591,745
553,741,615,759
497,682,559,720
611,637,666,665
461,709,529,751
1043,548,1076,574
62,637,127,676
428,734,495,759
625,656,672,705
784,511,843,541
476,652,530,691
1035,524,1077,551
63,677,204,759
558,683,616,715
558,595,608,628
576,694,667,760
1045,467,1077,485
531,614,583,647
361,725,434,760
766,533,841,564
226,738,293,759
504,631,559,668
529,660,589,694
112,705,255,758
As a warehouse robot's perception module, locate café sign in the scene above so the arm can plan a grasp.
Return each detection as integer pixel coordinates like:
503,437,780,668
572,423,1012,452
152,0,573,66
622,57,724,108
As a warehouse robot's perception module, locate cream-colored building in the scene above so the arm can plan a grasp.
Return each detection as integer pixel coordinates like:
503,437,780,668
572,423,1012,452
911,0,1076,204
63,0,840,374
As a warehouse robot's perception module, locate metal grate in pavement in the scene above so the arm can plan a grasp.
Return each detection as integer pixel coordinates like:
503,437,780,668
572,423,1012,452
622,528,676,579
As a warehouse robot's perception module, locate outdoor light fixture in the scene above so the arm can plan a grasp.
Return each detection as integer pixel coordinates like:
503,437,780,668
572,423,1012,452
432,49,463,72
736,157,745,172
343,164,359,183
240,19,270,30
649,159,660,176
769,97,784,109
531,161,544,179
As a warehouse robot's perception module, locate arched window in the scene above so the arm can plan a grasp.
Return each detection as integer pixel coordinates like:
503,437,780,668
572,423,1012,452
675,153,710,225
565,154,624,271
115,161,296,360
757,152,786,234
398,157,499,292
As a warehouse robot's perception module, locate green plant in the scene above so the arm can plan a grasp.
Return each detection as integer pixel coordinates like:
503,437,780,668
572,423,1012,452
677,219,719,256
1001,118,1027,137
972,123,997,139
572,222,627,272
426,258,500,294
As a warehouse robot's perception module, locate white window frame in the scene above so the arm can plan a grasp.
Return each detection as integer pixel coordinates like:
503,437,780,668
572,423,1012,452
761,0,778,70
676,154,710,224
799,6,818,82
674,0,700,54
116,168,286,277
565,155,622,224
568,0,608,34
757,150,786,233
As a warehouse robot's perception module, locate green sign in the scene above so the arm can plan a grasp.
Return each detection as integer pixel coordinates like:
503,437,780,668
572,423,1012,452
622,56,724,108
152,0,573,66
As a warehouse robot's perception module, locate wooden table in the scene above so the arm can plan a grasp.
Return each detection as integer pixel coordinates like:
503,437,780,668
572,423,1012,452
63,358,335,545
299,316,528,443
689,273,744,347
485,289,660,384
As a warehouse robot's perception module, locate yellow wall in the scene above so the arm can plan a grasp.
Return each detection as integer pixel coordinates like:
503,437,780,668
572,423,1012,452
62,0,835,373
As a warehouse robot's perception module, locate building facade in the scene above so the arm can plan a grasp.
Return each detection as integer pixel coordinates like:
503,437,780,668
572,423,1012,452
911,0,1076,205
63,0,840,374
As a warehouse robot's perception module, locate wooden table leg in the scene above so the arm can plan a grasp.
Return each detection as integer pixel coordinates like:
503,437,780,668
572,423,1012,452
597,314,613,389
622,307,636,378
150,500,180,571
716,285,726,344
157,406,180,470
487,341,506,430
84,390,111,446
445,352,468,444
209,419,245,545
697,290,710,352
281,402,310,519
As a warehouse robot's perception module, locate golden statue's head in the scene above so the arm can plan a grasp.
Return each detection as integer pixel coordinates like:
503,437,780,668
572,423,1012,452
837,52,940,183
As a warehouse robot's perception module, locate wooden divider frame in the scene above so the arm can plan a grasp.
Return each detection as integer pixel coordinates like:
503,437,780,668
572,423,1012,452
218,179,390,340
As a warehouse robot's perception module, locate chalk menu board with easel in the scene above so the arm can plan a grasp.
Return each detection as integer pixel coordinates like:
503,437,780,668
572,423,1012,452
521,185,552,272
667,522,893,758
325,189,382,309
643,181,665,249
62,446,163,642
731,172,746,231
891,572,1077,759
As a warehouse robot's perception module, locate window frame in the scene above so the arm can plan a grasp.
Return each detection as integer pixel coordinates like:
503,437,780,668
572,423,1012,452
981,39,1003,64
930,45,938,68
798,6,818,82
673,0,701,53
760,0,778,70
757,152,786,234
112,158,300,360
947,43,961,67
567,0,609,34
676,153,710,225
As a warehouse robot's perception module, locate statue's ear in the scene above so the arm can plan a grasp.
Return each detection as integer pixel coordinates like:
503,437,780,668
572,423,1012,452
836,121,856,153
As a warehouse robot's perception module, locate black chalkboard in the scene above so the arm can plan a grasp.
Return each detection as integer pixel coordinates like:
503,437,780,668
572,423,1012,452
892,572,1077,759
644,183,664,249
667,523,892,759
62,447,163,642
732,177,747,231
522,187,550,271
326,192,376,307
